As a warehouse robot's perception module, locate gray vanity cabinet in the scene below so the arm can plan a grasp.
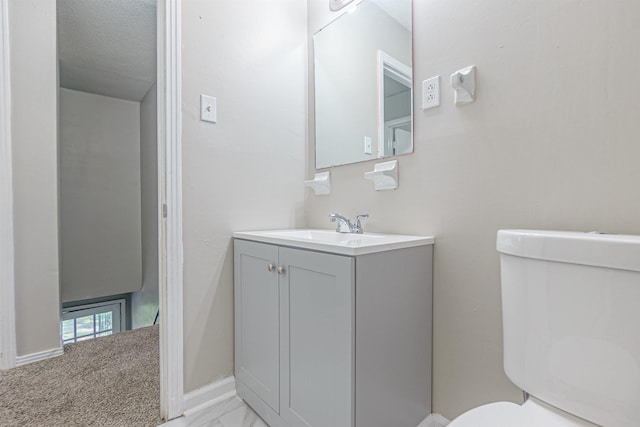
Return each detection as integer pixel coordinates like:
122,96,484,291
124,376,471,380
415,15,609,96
234,241,280,413
235,239,353,426
234,237,432,427
279,246,354,427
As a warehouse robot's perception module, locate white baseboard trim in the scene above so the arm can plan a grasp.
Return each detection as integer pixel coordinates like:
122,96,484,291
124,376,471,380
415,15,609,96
178,378,451,427
176,379,449,427
183,376,236,416
15,347,63,367
419,412,450,427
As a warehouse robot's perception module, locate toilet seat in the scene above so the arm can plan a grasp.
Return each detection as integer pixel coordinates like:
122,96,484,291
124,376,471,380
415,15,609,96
448,397,598,427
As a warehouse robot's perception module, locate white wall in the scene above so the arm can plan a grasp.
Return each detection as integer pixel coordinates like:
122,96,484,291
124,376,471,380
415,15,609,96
9,0,61,357
181,0,307,393
132,83,158,329
314,1,410,167
307,0,640,420
59,88,142,303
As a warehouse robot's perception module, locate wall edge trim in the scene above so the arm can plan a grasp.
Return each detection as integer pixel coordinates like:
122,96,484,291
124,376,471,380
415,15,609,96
158,0,184,421
15,347,64,367
0,0,17,371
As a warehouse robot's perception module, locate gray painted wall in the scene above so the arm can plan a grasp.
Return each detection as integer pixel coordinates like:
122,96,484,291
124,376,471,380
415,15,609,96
181,0,307,393
307,0,640,420
9,0,61,356
59,88,142,303
132,83,159,329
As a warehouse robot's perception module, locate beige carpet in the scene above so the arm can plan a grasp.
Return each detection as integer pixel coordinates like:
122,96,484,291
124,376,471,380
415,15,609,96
0,325,161,427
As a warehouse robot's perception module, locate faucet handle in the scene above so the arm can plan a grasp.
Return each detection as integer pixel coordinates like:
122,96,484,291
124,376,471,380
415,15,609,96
354,213,369,234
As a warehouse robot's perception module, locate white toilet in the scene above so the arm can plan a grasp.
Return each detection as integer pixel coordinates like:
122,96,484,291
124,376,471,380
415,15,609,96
449,230,640,427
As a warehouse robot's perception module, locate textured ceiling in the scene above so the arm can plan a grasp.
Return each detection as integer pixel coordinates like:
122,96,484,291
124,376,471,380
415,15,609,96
58,0,156,102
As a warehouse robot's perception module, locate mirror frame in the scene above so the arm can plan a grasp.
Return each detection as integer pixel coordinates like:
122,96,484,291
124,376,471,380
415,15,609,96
312,0,414,170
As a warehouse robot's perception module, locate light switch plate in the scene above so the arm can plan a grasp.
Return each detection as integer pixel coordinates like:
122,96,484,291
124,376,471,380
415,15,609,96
422,76,440,110
200,94,217,123
364,136,373,155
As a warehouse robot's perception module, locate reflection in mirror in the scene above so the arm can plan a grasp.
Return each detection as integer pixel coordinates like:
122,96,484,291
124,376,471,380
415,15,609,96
379,50,412,157
314,0,412,169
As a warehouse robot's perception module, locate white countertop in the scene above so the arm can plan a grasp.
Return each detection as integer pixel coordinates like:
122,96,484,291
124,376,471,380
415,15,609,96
233,229,434,256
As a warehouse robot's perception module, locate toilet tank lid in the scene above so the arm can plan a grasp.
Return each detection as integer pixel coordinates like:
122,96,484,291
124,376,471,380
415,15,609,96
497,229,640,272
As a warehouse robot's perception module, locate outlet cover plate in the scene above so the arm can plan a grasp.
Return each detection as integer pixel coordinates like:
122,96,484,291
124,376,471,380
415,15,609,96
422,76,440,110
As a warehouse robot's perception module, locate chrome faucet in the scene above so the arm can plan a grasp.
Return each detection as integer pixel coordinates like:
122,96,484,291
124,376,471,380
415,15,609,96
328,213,369,234
329,213,352,233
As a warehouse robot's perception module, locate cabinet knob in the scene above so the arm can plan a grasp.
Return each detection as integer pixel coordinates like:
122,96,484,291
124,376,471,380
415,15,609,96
267,264,275,272
277,266,285,275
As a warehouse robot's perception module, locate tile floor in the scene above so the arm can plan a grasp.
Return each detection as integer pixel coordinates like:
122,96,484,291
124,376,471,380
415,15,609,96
206,403,268,427
161,395,437,427
160,396,267,427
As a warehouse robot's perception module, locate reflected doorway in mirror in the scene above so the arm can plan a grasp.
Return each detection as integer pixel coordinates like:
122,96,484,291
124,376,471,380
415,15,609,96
377,50,412,158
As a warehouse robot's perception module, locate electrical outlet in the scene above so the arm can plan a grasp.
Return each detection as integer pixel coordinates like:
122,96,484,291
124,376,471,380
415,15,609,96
422,76,440,110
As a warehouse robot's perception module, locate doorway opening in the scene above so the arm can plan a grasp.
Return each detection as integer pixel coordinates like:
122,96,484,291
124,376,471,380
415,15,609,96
0,0,183,421
57,0,159,338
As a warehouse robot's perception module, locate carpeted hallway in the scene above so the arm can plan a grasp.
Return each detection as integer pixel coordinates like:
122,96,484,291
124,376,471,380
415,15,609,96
0,325,161,427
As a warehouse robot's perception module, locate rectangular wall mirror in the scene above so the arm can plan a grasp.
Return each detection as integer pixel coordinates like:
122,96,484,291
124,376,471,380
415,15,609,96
314,0,413,169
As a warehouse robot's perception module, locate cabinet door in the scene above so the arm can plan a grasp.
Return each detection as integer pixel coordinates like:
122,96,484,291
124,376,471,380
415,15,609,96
279,247,354,427
234,240,280,412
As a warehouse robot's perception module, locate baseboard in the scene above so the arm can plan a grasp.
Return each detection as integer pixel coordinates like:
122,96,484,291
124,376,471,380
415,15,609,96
183,376,236,415
178,379,449,427
418,412,450,427
15,347,63,367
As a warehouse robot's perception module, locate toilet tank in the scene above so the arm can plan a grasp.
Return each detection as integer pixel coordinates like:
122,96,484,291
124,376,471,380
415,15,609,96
497,230,640,427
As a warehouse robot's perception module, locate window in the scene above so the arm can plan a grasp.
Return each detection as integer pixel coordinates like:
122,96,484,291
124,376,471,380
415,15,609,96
61,299,126,344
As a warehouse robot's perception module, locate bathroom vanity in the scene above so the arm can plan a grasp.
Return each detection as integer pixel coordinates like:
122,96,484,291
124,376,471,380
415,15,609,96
233,229,434,427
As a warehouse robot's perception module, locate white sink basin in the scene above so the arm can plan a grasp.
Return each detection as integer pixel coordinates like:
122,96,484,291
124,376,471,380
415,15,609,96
233,229,434,256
